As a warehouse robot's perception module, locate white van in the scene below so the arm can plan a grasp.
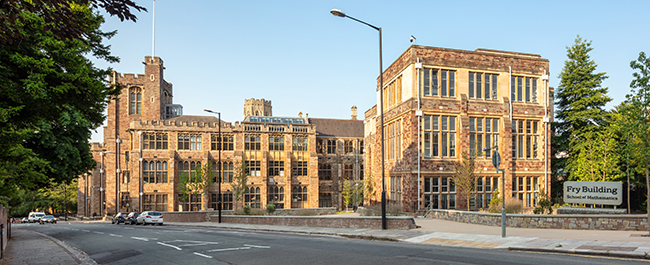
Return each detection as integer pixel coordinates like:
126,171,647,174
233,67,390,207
28,212,45,223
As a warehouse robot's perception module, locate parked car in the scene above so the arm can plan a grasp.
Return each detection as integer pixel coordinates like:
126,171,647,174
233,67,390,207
21,217,28,223
136,211,163,226
112,212,128,224
124,212,140,225
39,215,57,224
28,212,45,223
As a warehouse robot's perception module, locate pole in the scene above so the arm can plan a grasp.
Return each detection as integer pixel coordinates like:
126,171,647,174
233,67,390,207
64,183,67,221
100,152,104,217
488,147,506,237
499,168,506,238
378,27,386,230
139,131,143,212
84,174,88,217
218,112,222,223
330,9,385,229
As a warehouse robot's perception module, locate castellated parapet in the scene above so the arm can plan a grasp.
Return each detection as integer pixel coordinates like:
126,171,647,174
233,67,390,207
244,98,272,117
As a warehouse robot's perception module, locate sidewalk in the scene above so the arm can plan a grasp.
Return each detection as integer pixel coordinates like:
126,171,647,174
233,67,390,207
166,217,650,259
3,216,650,264
1,227,96,265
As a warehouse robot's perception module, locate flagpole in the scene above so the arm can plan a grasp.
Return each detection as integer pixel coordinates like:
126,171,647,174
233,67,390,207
152,0,155,57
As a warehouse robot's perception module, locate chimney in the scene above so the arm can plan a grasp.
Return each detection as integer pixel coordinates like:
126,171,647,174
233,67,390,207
351,105,358,120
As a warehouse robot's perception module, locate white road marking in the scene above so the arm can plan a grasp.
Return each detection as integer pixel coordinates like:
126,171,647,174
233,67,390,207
132,237,149,241
208,247,251,252
244,244,270,249
124,227,134,230
157,242,182,250
109,234,123,237
193,252,212,259
94,231,105,234
81,230,90,232
162,240,220,247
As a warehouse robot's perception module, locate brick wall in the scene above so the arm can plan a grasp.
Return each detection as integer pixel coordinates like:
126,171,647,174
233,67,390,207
219,215,415,230
426,209,648,230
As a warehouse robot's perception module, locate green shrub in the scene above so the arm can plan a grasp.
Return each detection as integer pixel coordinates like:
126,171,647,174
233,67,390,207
533,189,553,214
487,189,503,213
243,204,251,215
266,203,276,214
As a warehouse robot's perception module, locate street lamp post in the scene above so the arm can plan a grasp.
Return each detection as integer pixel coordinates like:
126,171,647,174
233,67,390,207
100,151,111,218
484,146,506,238
84,173,88,217
204,109,222,223
330,9,386,230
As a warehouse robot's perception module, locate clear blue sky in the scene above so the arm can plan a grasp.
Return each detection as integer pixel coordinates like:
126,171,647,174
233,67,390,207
90,0,650,142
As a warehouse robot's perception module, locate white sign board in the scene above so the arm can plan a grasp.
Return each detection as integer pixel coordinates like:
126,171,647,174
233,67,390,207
563,181,622,205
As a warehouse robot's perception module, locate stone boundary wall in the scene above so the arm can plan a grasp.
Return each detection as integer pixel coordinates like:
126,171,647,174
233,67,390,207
426,209,648,230
163,207,337,222
215,215,416,230
162,211,209,222
556,206,627,215
161,211,416,230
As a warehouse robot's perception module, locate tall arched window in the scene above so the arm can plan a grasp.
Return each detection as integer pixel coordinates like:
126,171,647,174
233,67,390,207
130,88,142,114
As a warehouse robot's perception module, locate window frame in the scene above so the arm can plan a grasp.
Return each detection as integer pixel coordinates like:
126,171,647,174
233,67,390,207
422,115,457,158
142,160,168,184
510,76,538,103
512,119,539,159
211,134,234,151
468,72,499,100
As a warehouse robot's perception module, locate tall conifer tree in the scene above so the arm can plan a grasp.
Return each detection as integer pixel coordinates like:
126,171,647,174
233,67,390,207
553,36,612,181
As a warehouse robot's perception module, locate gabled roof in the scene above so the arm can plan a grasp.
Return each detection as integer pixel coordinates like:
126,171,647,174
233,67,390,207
308,118,363,138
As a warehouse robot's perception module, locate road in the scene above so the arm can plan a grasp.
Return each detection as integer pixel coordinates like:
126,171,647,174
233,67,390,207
17,222,648,265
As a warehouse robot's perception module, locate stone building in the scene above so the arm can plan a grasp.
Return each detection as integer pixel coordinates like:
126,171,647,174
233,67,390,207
364,45,553,212
77,56,363,217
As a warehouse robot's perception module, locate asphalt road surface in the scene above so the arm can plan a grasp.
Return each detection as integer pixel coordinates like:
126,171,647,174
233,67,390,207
18,222,649,265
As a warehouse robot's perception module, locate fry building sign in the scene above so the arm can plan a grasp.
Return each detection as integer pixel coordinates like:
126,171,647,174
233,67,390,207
563,181,622,205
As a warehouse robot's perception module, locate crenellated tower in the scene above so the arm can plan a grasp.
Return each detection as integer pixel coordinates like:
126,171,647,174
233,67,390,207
243,98,272,117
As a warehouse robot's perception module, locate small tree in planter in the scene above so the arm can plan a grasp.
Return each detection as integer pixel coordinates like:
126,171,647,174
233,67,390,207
342,180,352,212
452,151,480,210
178,162,213,211
231,161,249,211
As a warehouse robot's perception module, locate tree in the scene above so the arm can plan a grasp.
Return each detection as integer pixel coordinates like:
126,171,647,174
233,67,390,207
342,180,352,212
363,173,377,204
0,2,137,206
231,161,249,210
178,162,213,211
571,128,621,182
0,0,146,46
452,151,479,211
622,51,650,231
553,36,612,182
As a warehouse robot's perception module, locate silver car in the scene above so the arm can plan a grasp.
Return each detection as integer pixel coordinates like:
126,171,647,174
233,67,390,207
136,211,163,226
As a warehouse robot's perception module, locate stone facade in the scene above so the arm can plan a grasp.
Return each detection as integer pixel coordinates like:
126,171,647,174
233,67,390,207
78,56,363,217
365,46,553,212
